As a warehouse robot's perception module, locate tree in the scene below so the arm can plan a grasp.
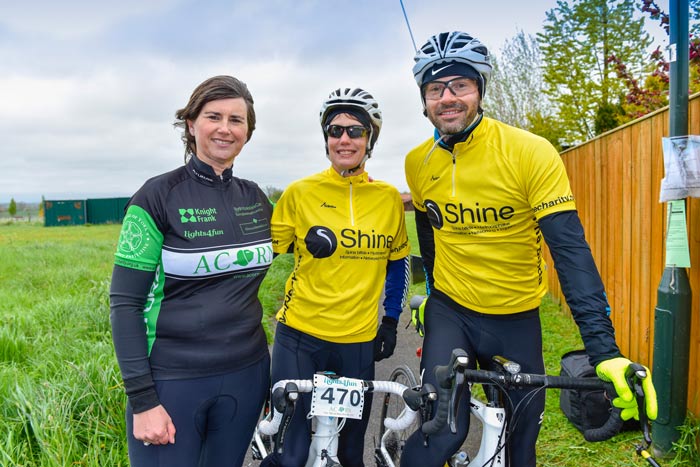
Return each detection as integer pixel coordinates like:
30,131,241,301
538,0,652,142
486,31,547,129
607,47,669,120
485,30,568,149
8,198,17,217
265,185,284,203
529,111,569,151
608,0,700,121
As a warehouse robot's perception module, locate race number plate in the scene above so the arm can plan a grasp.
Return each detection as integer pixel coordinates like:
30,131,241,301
309,374,364,420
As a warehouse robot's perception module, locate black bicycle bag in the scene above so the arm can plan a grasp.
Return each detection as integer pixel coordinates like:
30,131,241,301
559,350,637,434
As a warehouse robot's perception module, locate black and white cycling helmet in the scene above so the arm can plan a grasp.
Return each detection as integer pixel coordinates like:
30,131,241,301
413,31,493,98
319,87,383,157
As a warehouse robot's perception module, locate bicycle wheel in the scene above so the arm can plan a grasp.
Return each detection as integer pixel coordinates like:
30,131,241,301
376,365,419,466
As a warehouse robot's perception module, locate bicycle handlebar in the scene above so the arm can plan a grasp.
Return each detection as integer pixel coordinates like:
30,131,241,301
421,348,626,442
259,380,313,436
258,378,420,436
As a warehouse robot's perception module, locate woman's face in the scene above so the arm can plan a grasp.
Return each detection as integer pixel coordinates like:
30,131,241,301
326,113,368,176
188,98,249,174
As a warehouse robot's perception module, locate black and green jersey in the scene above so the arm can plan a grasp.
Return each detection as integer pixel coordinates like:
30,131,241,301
110,155,272,412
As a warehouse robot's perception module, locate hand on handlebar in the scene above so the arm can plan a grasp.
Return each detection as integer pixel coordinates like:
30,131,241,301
409,296,426,337
596,357,658,421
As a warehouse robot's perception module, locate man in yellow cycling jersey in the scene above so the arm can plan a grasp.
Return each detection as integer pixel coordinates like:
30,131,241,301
401,31,657,467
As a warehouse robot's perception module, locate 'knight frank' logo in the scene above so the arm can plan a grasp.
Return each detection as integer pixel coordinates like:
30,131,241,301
305,226,337,258
180,208,197,223
179,207,218,223
424,199,444,230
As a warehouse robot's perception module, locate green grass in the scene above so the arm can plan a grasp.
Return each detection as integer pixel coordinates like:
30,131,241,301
0,221,697,466
0,224,125,466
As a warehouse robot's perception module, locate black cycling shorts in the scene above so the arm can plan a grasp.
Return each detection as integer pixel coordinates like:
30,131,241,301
126,353,269,467
401,289,546,467
260,322,375,467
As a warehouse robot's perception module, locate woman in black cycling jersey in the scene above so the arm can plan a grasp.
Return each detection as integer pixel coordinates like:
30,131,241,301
110,75,272,467
261,88,411,467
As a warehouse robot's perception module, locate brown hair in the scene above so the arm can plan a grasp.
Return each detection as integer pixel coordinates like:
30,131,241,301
174,75,256,159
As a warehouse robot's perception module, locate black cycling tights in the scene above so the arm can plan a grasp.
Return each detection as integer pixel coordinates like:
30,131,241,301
260,323,375,467
126,354,269,467
401,290,546,467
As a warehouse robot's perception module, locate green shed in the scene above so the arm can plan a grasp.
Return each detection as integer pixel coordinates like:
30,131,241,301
44,200,86,227
86,197,130,224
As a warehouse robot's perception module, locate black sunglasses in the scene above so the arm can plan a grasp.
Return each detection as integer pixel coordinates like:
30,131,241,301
325,124,368,139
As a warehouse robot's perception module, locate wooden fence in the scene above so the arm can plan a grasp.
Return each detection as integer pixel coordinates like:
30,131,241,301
545,92,700,415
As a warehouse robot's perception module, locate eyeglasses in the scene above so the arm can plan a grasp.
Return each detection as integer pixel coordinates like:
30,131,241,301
325,124,368,139
422,77,479,101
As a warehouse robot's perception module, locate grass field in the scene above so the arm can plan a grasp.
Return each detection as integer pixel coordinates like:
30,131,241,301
0,219,696,466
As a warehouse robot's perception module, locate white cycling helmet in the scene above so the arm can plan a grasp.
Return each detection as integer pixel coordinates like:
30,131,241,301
413,31,493,98
319,87,383,156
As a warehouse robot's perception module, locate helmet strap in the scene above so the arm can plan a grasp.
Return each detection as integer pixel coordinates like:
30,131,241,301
341,153,369,177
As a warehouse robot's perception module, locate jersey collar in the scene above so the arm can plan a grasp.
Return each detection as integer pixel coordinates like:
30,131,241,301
325,166,369,185
435,111,484,151
187,155,233,187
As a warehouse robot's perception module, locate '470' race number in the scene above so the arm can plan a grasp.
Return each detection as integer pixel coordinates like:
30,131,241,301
309,374,364,420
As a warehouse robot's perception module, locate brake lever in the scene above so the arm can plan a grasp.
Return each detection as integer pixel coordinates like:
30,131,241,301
446,353,469,434
626,364,651,443
447,369,466,433
626,363,663,467
273,382,299,455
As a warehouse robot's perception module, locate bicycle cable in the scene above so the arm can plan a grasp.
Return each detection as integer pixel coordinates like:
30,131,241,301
471,378,513,467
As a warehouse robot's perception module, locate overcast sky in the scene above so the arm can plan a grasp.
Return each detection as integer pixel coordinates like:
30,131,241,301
0,0,670,203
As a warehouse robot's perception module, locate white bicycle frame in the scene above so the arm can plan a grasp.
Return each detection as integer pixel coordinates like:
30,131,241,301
253,412,344,467
377,386,507,467
255,379,417,467
467,396,507,466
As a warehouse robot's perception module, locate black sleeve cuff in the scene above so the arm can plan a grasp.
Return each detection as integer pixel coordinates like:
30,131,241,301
124,374,161,413
381,316,398,329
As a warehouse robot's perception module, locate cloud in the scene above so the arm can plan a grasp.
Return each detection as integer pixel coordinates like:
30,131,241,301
0,1,181,40
0,0,585,202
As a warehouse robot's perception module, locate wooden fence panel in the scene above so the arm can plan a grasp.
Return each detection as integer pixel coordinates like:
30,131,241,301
689,198,700,411
550,93,700,415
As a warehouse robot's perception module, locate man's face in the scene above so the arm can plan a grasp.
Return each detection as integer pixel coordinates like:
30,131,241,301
422,75,481,135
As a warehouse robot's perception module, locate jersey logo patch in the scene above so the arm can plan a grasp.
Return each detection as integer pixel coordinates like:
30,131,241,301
178,207,218,223
162,242,273,278
305,226,338,258
425,200,444,230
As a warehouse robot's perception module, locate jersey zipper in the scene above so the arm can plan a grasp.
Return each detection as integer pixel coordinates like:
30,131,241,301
451,153,457,198
348,181,355,226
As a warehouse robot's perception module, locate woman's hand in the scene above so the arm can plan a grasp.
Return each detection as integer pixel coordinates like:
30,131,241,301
133,404,177,445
